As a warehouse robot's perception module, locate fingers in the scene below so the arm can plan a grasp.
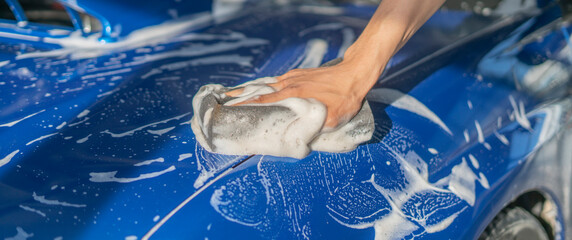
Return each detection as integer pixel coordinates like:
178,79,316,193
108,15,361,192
276,68,317,81
225,88,244,97
235,90,292,106
267,81,285,91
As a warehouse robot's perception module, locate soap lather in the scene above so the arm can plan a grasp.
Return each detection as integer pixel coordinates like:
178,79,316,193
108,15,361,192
190,75,374,159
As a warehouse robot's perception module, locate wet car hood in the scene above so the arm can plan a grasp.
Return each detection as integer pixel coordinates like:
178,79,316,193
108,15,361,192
0,3,558,239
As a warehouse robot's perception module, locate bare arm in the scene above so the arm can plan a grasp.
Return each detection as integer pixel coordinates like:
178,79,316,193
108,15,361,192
229,0,446,129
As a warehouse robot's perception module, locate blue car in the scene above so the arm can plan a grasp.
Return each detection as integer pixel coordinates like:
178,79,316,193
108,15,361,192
0,0,571,239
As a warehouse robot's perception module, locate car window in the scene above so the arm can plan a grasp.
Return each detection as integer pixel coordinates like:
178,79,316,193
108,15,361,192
0,0,16,21
19,0,73,27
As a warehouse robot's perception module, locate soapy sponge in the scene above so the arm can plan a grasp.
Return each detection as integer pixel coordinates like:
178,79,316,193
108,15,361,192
191,77,374,159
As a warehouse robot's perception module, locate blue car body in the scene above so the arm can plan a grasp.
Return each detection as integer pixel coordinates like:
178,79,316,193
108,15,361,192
0,0,571,239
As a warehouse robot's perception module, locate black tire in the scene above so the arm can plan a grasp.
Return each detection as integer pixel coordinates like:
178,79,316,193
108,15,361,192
479,207,550,240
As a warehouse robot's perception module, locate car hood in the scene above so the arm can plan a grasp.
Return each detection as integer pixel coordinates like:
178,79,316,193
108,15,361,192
0,4,548,240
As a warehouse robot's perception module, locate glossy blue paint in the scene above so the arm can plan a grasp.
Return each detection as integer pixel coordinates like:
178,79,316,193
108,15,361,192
59,0,213,39
0,1,571,239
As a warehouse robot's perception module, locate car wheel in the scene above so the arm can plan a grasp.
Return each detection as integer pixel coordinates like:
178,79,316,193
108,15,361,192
479,207,550,240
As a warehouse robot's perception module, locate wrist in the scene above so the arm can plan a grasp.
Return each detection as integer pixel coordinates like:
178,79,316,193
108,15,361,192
336,55,385,99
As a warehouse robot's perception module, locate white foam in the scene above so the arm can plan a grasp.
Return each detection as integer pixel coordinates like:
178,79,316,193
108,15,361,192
0,150,20,167
447,159,478,206
5,227,33,240
463,129,470,143
137,38,268,65
32,192,86,208
26,133,58,146
147,127,176,136
468,154,479,169
141,55,253,79
134,158,165,166
509,95,532,131
373,211,418,240
428,148,438,154
89,166,176,183
18,13,214,60
0,110,45,127
77,110,90,118
424,207,466,233
19,205,46,217
68,117,89,127
191,77,373,159
0,60,10,67
56,121,67,129
76,134,92,144
446,158,489,206
81,68,132,80
474,120,484,143
102,113,190,138
177,153,193,161
0,31,40,42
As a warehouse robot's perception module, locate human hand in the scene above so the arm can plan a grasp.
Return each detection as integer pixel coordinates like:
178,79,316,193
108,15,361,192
226,59,380,129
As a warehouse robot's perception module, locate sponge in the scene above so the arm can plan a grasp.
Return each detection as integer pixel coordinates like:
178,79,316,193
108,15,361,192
191,77,374,159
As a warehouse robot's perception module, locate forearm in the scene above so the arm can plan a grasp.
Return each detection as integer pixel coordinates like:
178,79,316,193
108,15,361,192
343,0,446,95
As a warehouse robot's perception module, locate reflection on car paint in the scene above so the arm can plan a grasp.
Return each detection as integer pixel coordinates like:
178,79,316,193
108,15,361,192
367,88,453,135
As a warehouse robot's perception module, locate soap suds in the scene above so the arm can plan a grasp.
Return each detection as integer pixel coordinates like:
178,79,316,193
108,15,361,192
141,55,254,79
134,158,165,166
0,150,20,167
56,121,67,129
428,148,438,154
206,129,487,239
463,130,470,143
509,95,532,131
17,14,215,60
468,154,479,169
191,77,374,159
0,110,45,127
26,133,58,146
147,127,176,136
77,110,90,118
102,113,190,138
474,120,484,143
5,227,33,240
32,192,86,208
0,60,10,67
89,166,176,183
76,134,92,144
19,205,46,217
423,207,466,233
177,153,193,161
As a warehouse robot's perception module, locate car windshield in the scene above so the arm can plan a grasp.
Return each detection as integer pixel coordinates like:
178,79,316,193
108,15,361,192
19,0,73,27
0,0,16,21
